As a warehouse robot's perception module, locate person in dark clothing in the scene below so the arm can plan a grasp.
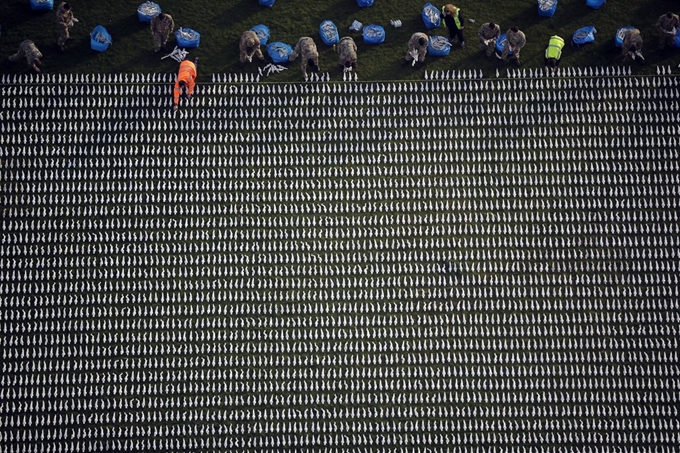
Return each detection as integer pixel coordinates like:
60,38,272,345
441,4,465,47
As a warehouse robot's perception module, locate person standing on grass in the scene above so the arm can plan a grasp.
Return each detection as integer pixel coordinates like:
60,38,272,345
151,13,174,53
441,4,465,47
656,11,679,50
7,40,43,73
239,30,265,66
478,22,500,60
173,58,198,112
404,32,429,66
337,36,358,70
501,26,526,66
288,37,320,81
56,2,77,52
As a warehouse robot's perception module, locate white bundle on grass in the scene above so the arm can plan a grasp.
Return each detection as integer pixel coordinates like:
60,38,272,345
162,46,188,62
349,20,363,32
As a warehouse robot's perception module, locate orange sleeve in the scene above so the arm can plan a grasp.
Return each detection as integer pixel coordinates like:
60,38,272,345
173,81,181,105
186,78,195,97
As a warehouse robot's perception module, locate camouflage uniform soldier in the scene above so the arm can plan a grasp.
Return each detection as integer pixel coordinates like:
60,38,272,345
150,13,174,53
478,22,501,59
289,37,319,81
621,28,644,61
8,40,43,73
239,30,264,65
501,26,526,65
405,32,429,65
56,2,76,52
337,36,357,69
657,11,679,50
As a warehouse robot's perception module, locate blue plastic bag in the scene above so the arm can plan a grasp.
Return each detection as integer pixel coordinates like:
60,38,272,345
259,0,275,7
250,24,270,46
176,28,201,48
572,25,596,48
91,25,112,52
319,20,339,46
538,0,558,17
675,29,680,48
615,25,634,48
357,0,374,7
30,0,54,11
495,33,514,56
137,1,161,23
267,42,292,63
427,36,451,56
586,0,605,9
362,24,385,44
422,3,441,29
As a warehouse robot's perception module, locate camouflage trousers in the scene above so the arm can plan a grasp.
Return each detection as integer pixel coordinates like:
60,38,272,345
479,37,496,57
658,31,675,49
153,31,171,51
57,24,70,47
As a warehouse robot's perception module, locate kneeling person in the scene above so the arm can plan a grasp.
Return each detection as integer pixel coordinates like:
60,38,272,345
544,35,564,74
239,30,265,65
8,40,43,73
289,37,319,81
405,32,428,66
337,36,357,70
173,58,198,111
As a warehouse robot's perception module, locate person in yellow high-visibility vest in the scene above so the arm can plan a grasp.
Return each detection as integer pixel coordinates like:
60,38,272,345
544,35,564,75
441,4,465,47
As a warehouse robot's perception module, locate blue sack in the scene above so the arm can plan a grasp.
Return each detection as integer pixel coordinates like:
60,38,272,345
675,29,680,48
538,0,558,17
30,0,54,11
586,0,605,9
176,28,201,48
259,0,275,7
319,20,339,46
362,24,385,44
572,25,596,48
90,25,112,52
615,25,634,48
267,42,292,63
427,36,451,56
495,33,514,56
357,0,374,7
250,24,270,46
422,3,441,29
137,1,161,23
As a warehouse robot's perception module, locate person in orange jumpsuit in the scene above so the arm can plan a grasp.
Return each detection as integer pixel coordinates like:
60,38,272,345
173,57,198,111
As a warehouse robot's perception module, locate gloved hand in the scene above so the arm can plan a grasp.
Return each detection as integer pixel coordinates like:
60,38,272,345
187,95,192,101
173,105,178,112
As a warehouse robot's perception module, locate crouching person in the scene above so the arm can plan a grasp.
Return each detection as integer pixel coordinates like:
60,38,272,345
173,58,198,112
239,30,265,66
7,40,43,73
289,37,319,81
